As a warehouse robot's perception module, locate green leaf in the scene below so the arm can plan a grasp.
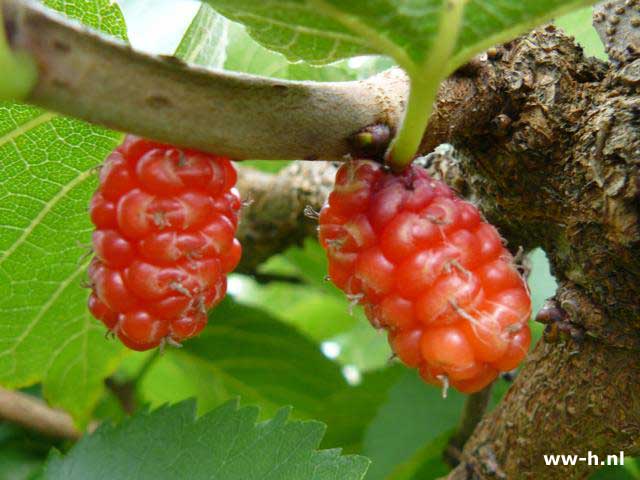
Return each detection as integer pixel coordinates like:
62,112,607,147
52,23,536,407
239,159,292,172
319,365,404,452
140,298,347,419
231,277,360,341
362,370,465,480
555,6,607,60
0,421,56,480
230,240,364,342
281,239,342,297
42,0,129,42
0,0,128,423
0,423,47,480
43,400,370,480
0,447,43,480
0,8,37,101
451,0,596,69
203,0,372,66
174,2,393,83
175,4,229,68
386,431,452,480
203,0,596,166
203,0,436,68
137,298,403,453
203,0,597,70
590,458,640,479
224,22,391,81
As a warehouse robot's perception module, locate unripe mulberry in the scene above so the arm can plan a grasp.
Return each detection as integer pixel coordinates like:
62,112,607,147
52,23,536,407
87,136,241,351
319,160,531,393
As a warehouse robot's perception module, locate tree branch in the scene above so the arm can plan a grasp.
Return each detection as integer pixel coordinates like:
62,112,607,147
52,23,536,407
0,386,93,439
2,0,408,161
235,162,337,272
0,0,507,164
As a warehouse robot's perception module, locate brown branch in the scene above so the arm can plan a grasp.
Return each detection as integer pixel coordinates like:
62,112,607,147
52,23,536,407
0,0,509,165
235,162,337,272
2,0,408,161
0,386,94,439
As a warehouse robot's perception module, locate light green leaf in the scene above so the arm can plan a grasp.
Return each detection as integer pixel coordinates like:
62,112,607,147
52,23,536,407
204,0,597,72
0,0,128,424
362,370,464,480
0,6,37,101
224,22,392,81
175,3,229,68
281,239,343,297
43,0,128,41
231,277,360,341
43,400,370,480
203,0,374,66
451,0,596,70
175,3,393,81
231,240,362,342
555,6,607,60
319,365,404,452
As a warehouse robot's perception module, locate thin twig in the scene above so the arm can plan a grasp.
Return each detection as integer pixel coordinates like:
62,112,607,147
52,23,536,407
443,384,493,467
252,273,304,284
105,349,160,415
0,386,96,439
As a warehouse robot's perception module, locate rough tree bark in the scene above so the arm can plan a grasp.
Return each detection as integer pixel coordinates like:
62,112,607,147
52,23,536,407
437,12,640,480
1,0,639,478
235,162,337,272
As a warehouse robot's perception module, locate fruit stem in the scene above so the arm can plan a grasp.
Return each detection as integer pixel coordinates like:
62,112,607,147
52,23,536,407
0,3,37,100
105,350,160,415
443,383,494,467
386,0,467,171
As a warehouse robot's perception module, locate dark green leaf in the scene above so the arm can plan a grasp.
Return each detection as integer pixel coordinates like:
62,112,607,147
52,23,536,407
140,298,347,419
386,431,452,480
44,400,370,480
319,365,405,452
